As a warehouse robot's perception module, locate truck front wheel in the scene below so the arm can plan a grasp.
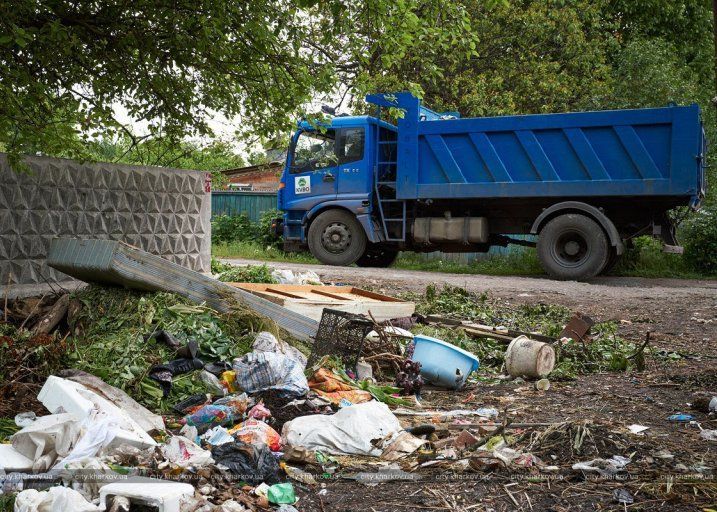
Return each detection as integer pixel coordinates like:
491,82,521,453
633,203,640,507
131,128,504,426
355,245,399,267
537,214,609,281
308,209,367,266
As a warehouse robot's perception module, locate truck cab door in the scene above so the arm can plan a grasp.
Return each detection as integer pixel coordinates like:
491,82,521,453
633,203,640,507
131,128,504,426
336,127,368,197
284,129,338,211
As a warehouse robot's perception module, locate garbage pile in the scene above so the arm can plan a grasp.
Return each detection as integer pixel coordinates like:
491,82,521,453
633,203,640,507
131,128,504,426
3,275,675,511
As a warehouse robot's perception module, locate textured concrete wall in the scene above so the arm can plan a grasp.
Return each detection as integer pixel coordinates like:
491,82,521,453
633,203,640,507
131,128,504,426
0,154,211,289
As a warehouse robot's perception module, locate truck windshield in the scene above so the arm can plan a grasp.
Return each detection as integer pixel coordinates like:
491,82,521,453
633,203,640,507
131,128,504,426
291,130,336,173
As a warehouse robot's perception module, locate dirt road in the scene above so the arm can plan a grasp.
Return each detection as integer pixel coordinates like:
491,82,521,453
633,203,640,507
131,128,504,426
222,258,717,300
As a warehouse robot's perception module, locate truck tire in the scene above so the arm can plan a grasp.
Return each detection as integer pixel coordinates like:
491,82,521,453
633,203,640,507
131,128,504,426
537,214,609,281
600,249,621,275
308,209,367,266
355,245,399,267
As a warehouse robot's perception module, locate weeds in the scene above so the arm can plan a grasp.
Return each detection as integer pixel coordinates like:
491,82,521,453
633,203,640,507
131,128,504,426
211,258,277,283
66,287,260,412
407,286,641,379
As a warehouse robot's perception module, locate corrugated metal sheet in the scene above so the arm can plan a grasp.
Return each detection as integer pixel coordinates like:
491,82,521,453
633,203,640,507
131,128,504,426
48,238,318,341
212,192,278,222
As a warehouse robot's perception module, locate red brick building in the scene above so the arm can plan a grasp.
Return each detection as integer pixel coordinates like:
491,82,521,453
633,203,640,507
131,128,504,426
221,161,283,191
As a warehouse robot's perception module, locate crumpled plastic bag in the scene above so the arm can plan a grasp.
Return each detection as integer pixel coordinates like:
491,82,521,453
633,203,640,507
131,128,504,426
233,351,308,399
14,486,100,512
252,332,307,368
228,418,282,452
282,401,420,457
59,457,117,502
572,455,631,476
11,414,81,471
211,442,280,485
161,435,214,468
307,368,373,406
271,269,322,285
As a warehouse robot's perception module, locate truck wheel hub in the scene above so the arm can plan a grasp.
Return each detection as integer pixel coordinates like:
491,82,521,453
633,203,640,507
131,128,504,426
322,223,351,253
555,232,588,265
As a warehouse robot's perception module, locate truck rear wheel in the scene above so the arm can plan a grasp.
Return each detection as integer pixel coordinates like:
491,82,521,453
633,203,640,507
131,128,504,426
600,249,621,275
355,245,399,267
537,214,609,281
308,209,367,266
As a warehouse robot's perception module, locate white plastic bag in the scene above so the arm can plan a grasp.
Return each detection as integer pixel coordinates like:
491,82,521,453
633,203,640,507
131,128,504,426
161,436,214,468
270,269,322,285
282,401,405,456
14,486,100,512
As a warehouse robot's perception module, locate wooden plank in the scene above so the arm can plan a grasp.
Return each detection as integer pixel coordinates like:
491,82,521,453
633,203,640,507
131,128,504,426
309,289,352,300
265,287,306,299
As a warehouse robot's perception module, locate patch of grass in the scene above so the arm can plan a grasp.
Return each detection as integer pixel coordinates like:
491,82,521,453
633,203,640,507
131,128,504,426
0,494,15,512
0,417,20,442
395,249,544,276
213,237,716,280
213,241,318,264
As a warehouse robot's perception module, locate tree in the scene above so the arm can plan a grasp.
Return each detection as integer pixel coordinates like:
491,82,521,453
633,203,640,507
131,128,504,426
0,0,475,165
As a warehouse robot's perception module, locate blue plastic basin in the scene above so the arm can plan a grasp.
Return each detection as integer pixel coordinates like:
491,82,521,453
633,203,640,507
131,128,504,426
411,335,480,389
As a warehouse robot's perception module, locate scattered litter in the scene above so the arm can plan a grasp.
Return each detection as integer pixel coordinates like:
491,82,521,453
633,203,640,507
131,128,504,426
228,418,282,451
505,335,555,378
99,482,195,512
268,482,297,504
271,268,322,285
411,335,479,389
0,444,34,472
572,455,631,476
200,370,228,396
283,401,422,457
233,351,309,398
668,414,695,422
282,463,318,485
307,367,372,405
37,376,156,452
248,402,272,420
559,312,594,342
691,396,717,413
14,412,37,428
211,442,280,485
15,486,100,512
628,424,650,435
393,407,499,418
161,435,214,467
10,414,80,470
252,331,308,367
700,429,717,441
202,426,234,447
58,369,165,432
613,488,634,505
535,379,551,391
395,359,424,395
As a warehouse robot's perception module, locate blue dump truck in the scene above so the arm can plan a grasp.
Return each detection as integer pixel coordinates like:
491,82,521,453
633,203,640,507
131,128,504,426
277,92,706,280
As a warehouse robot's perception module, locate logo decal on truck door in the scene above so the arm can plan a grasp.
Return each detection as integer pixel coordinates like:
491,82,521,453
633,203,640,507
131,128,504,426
295,176,311,194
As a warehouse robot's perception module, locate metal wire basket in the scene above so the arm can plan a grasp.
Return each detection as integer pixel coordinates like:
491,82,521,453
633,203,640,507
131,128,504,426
307,308,374,371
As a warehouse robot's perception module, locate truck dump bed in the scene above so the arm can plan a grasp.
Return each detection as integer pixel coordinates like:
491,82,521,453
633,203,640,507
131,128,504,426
368,93,705,206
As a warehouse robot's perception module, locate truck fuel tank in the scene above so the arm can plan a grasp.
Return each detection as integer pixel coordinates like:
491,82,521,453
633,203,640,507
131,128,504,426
412,216,488,244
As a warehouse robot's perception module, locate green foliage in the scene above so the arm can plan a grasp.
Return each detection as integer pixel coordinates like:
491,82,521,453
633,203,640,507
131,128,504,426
682,208,717,274
66,287,264,411
0,494,15,512
212,241,318,264
0,0,474,164
0,417,20,442
211,209,283,248
212,214,256,245
211,259,277,283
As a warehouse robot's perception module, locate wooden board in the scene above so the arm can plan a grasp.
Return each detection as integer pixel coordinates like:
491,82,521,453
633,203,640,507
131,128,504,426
228,283,415,322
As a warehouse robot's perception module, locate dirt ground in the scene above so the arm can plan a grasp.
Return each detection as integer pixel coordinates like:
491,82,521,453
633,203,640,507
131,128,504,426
225,259,717,511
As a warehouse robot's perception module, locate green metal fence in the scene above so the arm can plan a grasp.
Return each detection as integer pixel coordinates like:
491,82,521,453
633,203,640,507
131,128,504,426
211,191,278,222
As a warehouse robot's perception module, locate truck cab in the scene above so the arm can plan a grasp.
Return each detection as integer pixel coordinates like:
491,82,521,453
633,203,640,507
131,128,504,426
279,115,399,266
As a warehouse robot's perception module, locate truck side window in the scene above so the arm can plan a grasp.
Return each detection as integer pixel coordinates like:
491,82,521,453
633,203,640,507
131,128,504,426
291,130,336,174
337,128,365,165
